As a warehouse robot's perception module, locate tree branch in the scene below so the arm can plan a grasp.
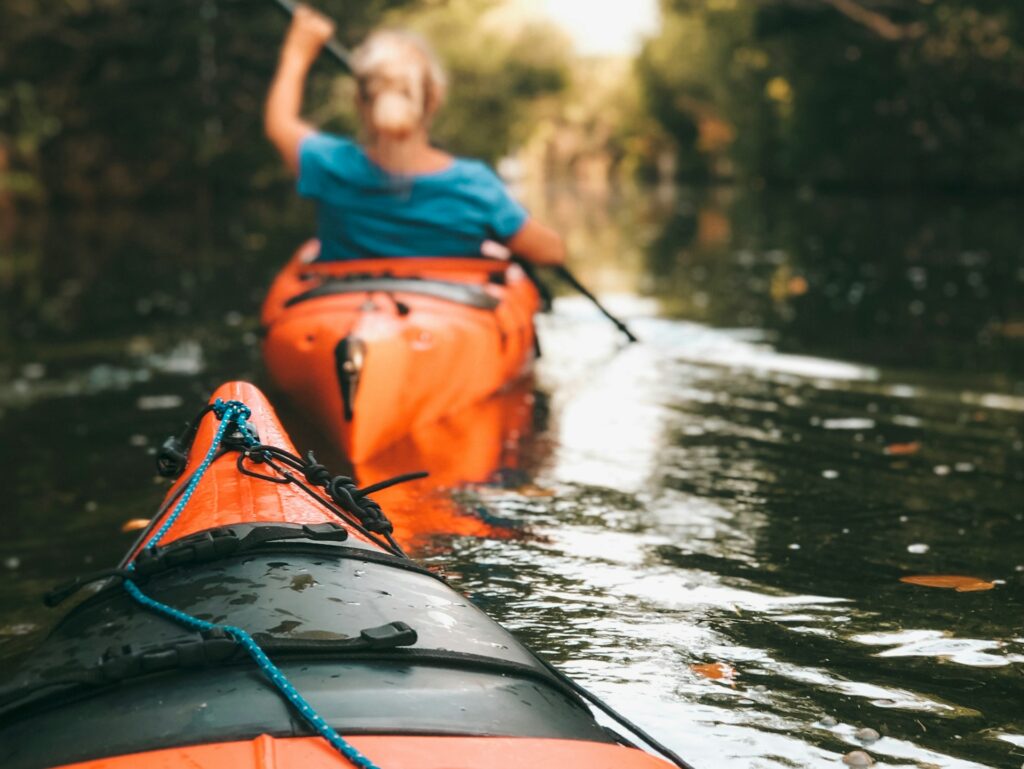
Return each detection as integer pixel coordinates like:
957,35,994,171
821,0,925,41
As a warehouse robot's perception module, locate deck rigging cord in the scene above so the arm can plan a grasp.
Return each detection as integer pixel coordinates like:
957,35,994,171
123,398,386,769
155,403,420,558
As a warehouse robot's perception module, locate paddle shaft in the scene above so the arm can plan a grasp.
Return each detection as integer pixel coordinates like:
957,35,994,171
268,1,638,343
554,266,639,343
270,0,354,72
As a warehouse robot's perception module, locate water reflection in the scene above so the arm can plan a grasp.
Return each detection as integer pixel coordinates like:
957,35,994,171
523,183,1024,378
1,185,1023,768
356,379,544,552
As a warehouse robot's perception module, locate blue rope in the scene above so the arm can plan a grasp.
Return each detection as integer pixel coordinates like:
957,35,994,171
141,399,247,551
123,399,381,769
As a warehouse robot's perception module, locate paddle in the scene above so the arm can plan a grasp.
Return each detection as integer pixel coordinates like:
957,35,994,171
270,0,354,72
511,257,639,343
269,0,640,343
553,265,639,343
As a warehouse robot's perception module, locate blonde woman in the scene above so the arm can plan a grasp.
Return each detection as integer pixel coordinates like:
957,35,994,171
264,5,566,265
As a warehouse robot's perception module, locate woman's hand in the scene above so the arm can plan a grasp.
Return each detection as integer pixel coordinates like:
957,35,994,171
282,4,336,65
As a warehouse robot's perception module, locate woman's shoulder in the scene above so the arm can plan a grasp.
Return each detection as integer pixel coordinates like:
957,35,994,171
300,132,366,171
449,154,498,175
444,155,508,191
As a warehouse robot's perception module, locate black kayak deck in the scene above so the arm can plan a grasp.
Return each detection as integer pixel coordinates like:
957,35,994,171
0,530,614,769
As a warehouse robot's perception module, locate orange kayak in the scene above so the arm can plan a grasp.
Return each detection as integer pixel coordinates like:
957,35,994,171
0,382,686,769
261,242,540,462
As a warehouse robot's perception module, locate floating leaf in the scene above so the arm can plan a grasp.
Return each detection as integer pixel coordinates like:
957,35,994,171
690,662,737,682
885,441,921,456
900,575,995,592
786,275,809,296
121,518,151,532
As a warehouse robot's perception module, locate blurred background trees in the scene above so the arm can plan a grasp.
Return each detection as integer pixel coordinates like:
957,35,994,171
0,0,570,205
2,0,1023,205
638,0,1024,188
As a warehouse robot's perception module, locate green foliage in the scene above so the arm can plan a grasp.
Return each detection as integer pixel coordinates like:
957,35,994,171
0,0,569,202
639,0,1024,187
0,0,413,203
386,0,570,162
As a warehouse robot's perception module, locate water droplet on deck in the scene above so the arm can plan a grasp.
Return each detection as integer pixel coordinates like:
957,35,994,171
289,574,317,591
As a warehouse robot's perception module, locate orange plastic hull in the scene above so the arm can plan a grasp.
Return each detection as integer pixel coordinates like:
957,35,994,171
261,243,539,463
137,381,361,552
61,733,676,769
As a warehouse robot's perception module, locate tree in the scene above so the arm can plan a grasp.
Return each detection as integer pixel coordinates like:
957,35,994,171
0,0,413,204
638,0,1024,188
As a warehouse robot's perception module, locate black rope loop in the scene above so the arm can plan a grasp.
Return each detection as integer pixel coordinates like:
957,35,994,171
155,407,426,558
302,451,332,487
327,477,392,534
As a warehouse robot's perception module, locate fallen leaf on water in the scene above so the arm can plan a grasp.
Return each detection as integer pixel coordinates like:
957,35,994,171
900,575,995,592
993,320,1024,339
885,441,921,456
121,518,151,532
786,275,809,296
770,267,809,301
690,662,737,682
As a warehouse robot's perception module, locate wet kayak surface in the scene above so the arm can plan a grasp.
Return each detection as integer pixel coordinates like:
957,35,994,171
1,186,1022,768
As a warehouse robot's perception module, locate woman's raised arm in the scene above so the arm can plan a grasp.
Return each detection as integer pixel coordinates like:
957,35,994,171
264,4,335,174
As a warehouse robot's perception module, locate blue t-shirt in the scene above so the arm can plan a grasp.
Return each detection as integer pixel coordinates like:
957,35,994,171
297,133,529,261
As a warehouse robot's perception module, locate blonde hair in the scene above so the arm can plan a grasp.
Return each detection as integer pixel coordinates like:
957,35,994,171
351,30,447,138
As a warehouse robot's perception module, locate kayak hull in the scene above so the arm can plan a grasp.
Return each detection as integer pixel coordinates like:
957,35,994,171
60,734,676,769
261,244,540,462
0,383,677,769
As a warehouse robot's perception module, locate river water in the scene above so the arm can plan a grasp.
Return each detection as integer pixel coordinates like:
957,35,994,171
1,185,1022,768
